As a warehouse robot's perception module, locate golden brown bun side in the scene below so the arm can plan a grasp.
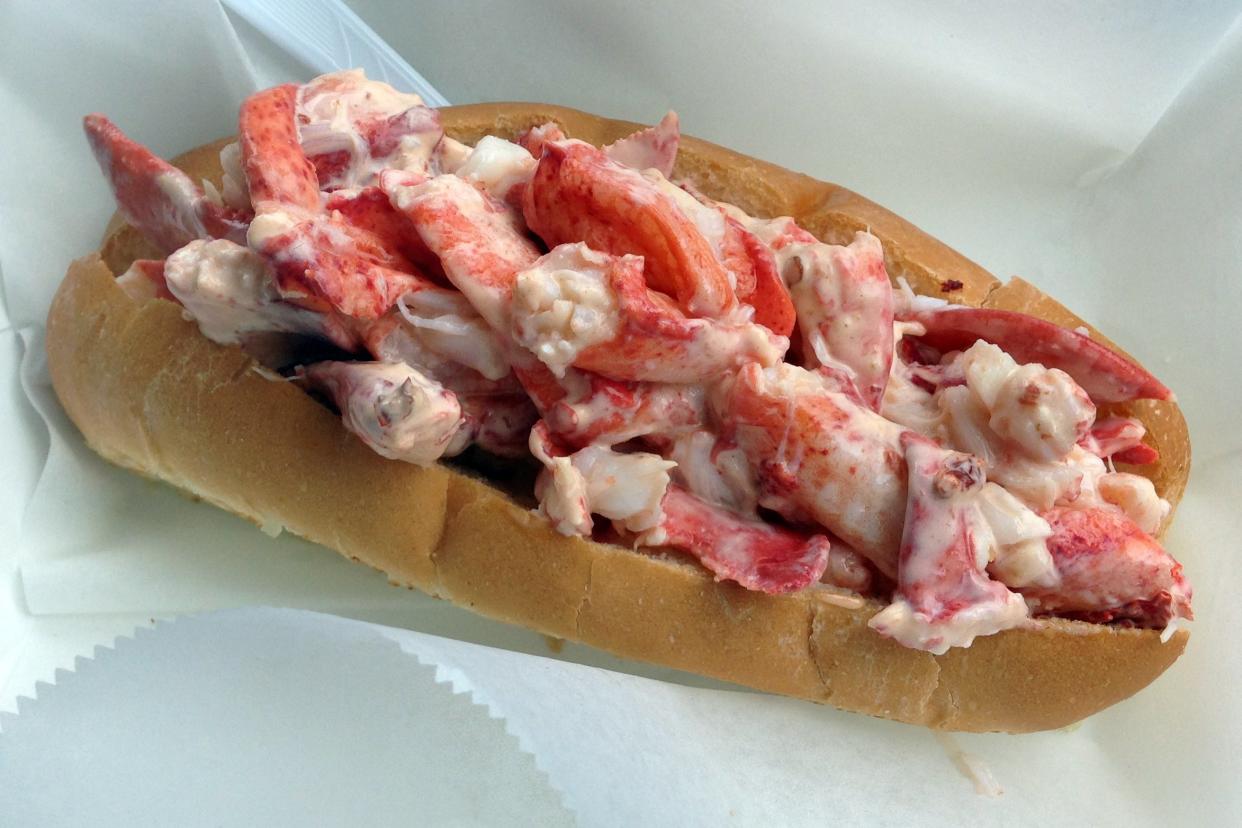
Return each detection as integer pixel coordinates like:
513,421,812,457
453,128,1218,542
45,103,1190,733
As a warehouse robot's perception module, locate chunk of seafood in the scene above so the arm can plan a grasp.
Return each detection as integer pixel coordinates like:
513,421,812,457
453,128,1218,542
239,84,322,211
302,361,468,465
512,243,785,382
523,140,736,317
601,111,680,177
718,362,907,575
248,208,433,320
383,171,542,332
541,369,707,448
163,239,351,349
900,305,1173,403
325,186,447,281
297,69,441,189
1080,416,1160,465
783,231,894,410
868,434,1029,654
651,486,831,594
530,421,674,536
455,136,537,200
1021,507,1192,628
83,114,250,252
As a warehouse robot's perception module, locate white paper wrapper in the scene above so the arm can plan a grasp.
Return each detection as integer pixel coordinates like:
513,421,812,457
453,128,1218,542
2,0,1240,823
0,609,572,826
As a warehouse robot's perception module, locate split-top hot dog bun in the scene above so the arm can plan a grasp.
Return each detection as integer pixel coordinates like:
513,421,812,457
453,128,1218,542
47,103,1191,733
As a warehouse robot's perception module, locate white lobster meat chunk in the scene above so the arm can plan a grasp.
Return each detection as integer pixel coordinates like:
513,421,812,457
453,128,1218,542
1098,472,1171,536
511,243,785,383
667,430,760,517
976,482,1057,589
163,239,332,346
297,69,442,189
783,231,894,411
455,136,537,200
530,422,674,536
959,341,1095,463
868,434,1029,654
395,289,512,381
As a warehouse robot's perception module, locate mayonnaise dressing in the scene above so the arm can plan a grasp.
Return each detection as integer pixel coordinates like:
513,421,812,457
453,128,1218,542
163,239,324,345
456,136,536,199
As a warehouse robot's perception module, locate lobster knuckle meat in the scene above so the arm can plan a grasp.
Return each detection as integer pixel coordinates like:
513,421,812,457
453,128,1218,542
868,433,1029,654
511,243,786,383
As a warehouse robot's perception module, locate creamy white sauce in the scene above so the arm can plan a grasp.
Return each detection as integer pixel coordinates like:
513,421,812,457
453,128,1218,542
668,430,759,516
1098,472,1171,535
397,291,512,381
456,136,536,199
164,239,324,345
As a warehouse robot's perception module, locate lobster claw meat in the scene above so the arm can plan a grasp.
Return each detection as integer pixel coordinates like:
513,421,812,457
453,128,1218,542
522,140,737,318
249,209,434,320
1020,506,1192,627
239,84,323,212
717,362,908,576
900,306,1173,403
382,170,542,333
238,88,439,320
83,114,250,252
301,360,470,466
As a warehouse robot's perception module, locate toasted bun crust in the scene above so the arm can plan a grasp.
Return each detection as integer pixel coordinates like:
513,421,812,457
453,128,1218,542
47,103,1190,732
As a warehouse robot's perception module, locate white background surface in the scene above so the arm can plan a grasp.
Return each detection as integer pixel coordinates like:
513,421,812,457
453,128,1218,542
1,0,1240,824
